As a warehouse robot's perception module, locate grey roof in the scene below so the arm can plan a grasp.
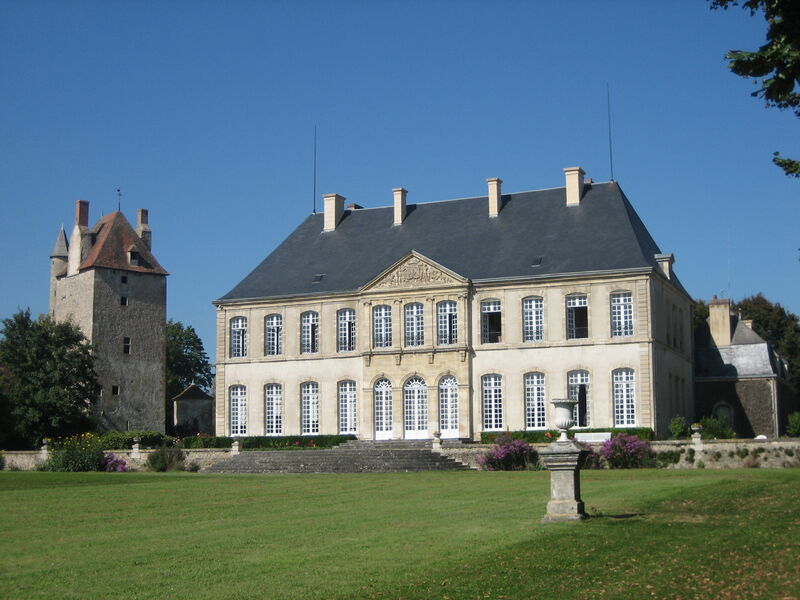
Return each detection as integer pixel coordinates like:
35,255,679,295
50,226,68,258
731,320,767,345
695,344,780,379
218,181,679,302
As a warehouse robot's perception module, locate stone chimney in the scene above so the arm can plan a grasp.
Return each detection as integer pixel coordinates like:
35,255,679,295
68,200,91,276
564,167,585,206
136,209,152,249
393,188,407,226
323,193,345,232
654,253,674,280
709,298,733,347
742,319,754,330
487,178,502,217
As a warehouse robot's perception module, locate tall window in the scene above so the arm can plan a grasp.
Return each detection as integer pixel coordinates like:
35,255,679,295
230,385,247,436
566,295,588,339
230,317,248,358
438,376,458,436
522,297,544,342
403,377,428,435
264,384,282,435
437,301,458,345
122,336,131,355
404,303,424,346
611,292,634,337
264,314,283,356
301,382,319,434
373,305,392,348
300,311,319,354
567,370,590,427
374,378,393,438
337,309,356,352
481,300,502,343
338,380,357,434
481,374,503,430
612,368,636,426
524,372,546,429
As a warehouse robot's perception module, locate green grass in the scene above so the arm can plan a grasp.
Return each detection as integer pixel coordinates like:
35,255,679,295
1,469,798,599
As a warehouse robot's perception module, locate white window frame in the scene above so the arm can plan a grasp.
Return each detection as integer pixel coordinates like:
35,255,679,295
437,301,458,345
612,368,636,426
264,314,283,356
338,380,357,434
264,383,282,435
438,375,459,437
522,297,544,342
566,295,588,340
337,309,356,352
611,292,634,337
567,370,590,427
524,372,546,429
481,374,503,431
301,382,319,434
404,303,424,347
403,376,428,437
374,378,393,439
373,305,393,348
300,311,319,354
229,385,247,436
229,317,248,358
480,299,502,344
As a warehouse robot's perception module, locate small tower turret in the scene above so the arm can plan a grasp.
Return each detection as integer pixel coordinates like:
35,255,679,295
49,226,68,315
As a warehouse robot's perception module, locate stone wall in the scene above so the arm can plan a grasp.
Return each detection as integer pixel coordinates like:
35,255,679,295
1,448,231,471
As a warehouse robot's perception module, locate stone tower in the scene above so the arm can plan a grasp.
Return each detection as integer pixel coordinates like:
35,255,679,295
50,200,168,432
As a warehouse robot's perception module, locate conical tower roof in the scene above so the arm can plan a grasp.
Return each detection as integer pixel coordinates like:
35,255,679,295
50,226,68,258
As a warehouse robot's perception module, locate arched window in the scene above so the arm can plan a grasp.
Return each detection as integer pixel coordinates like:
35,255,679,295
337,309,356,352
524,372,546,429
610,292,634,337
300,311,319,354
612,368,636,426
712,402,734,429
522,297,544,342
373,305,393,348
338,380,357,434
403,377,428,438
438,376,458,437
437,301,457,345
264,383,282,435
264,314,282,356
229,317,248,358
300,382,319,434
404,303,424,346
567,370,590,427
374,379,393,440
229,385,247,436
481,374,503,430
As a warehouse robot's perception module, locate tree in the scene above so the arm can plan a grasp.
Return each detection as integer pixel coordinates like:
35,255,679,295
733,293,800,390
165,320,213,432
710,0,800,177
0,310,99,449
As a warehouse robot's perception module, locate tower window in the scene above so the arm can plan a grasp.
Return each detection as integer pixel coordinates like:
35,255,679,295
120,296,128,306
111,385,120,395
121,275,128,284
123,337,131,354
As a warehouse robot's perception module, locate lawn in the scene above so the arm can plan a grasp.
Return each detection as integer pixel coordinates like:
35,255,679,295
1,469,798,600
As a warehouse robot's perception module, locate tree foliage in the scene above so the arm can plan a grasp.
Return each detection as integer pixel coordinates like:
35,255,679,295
710,0,800,177
0,310,99,449
165,319,213,402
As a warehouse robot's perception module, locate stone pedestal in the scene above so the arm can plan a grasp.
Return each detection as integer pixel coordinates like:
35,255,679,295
539,439,589,522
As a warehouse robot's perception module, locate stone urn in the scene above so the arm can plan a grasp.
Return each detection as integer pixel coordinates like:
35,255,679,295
551,398,578,441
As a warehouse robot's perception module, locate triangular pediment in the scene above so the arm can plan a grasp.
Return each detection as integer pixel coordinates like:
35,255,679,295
362,251,466,291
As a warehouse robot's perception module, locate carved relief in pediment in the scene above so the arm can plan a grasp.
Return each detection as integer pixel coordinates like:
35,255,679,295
369,256,462,290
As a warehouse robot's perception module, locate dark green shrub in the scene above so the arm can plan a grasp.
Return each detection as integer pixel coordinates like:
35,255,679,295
686,448,696,464
736,447,749,459
146,446,186,472
43,433,105,472
669,416,687,440
480,427,654,444
99,430,174,450
787,412,800,437
711,451,722,461
699,416,735,440
180,435,234,449
655,450,681,466
239,435,356,450
785,448,795,457
0,452,4,470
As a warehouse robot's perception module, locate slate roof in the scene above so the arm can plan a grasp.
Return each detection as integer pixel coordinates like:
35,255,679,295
50,226,68,258
695,317,782,379
218,181,679,302
78,212,168,275
172,383,214,402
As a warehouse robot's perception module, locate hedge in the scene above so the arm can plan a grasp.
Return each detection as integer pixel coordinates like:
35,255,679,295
240,435,356,450
480,428,655,444
180,436,233,449
99,431,175,450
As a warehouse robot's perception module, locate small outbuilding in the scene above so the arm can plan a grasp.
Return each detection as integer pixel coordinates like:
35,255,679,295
172,383,215,436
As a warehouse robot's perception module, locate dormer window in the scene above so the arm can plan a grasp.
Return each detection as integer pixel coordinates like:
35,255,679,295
129,251,140,266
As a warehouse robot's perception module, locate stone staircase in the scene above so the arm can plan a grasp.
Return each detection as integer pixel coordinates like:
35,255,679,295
203,439,472,474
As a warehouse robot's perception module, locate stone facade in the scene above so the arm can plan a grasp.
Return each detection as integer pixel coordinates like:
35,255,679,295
214,168,693,441
50,201,167,432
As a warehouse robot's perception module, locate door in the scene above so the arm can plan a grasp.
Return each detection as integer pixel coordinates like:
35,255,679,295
404,377,428,439
374,379,393,440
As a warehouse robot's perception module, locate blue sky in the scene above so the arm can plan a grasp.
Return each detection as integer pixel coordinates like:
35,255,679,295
1,0,797,359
